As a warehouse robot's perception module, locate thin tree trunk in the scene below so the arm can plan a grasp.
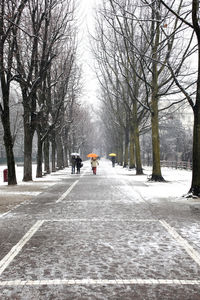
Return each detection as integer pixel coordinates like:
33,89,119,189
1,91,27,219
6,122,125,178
51,131,56,172
129,126,135,169
134,127,143,175
150,103,164,181
150,1,164,181
132,101,143,175
118,130,124,166
36,132,43,178
64,143,69,167
44,138,50,173
56,134,64,169
123,126,129,168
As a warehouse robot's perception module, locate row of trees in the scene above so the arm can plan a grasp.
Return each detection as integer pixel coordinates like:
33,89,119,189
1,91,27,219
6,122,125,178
93,0,200,196
0,0,93,184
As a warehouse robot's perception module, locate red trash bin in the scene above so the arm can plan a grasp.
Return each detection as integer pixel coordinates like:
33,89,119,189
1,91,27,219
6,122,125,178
3,169,8,182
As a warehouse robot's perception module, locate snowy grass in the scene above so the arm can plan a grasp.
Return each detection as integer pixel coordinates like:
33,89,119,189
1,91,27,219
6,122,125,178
113,163,193,202
0,161,195,202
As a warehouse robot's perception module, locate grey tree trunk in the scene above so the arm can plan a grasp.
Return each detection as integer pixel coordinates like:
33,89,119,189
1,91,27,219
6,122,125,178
36,133,43,178
56,134,64,169
44,139,50,173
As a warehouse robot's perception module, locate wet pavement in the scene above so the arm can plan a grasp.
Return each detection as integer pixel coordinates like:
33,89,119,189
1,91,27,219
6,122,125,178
0,160,200,299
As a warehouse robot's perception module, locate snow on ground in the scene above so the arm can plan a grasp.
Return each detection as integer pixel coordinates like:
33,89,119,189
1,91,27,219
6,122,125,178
0,164,72,197
111,163,193,202
0,161,194,202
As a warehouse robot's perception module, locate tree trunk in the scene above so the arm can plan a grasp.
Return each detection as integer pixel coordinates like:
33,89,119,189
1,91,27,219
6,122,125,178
51,131,56,172
189,3,200,195
129,127,135,169
150,105,164,181
132,100,143,175
150,2,164,182
190,102,200,195
117,130,124,166
0,83,17,185
56,134,64,169
23,113,35,181
3,120,17,185
44,138,50,173
36,132,43,178
64,143,69,167
134,127,143,175
123,125,129,168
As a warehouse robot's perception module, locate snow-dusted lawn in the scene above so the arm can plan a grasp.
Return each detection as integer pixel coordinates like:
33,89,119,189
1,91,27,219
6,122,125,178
0,161,195,203
112,164,193,202
0,164,71,186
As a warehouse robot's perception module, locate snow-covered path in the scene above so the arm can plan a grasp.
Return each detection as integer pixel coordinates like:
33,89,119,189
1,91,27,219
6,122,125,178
0,159,200,299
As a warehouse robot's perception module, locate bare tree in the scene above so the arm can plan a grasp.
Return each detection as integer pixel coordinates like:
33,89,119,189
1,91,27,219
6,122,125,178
0,0,28,184
13,0,76,181
159,0,200,196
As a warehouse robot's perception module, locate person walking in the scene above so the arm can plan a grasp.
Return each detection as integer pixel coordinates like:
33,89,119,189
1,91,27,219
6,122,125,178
91,157,99,175
71,155,76,174
111,156,115,167
76,155,82,174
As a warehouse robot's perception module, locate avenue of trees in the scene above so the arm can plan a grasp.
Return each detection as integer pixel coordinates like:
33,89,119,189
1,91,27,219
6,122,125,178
92,0,199,196
1,0,200,198
0,0,93,184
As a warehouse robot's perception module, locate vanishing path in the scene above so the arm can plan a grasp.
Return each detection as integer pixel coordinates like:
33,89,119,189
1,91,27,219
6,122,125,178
0,159,200,299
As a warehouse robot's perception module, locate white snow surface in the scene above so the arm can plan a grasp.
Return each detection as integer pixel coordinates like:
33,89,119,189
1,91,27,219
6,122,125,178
0,161,194,201
0,164,68,196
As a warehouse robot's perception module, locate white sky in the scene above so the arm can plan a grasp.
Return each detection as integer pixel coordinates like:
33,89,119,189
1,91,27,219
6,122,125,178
77,0,100,107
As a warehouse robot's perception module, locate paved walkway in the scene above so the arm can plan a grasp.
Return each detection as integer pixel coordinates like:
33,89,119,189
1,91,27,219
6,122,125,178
0,160,200,299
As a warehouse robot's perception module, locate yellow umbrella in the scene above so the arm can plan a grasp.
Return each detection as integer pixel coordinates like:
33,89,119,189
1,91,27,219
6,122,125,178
109,153,117,156
87,153,98,158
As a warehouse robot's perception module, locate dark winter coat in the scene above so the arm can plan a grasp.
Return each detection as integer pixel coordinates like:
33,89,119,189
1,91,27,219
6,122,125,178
76,157,82,168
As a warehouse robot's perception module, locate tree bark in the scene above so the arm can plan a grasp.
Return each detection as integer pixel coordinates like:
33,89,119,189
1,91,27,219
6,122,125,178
36,132,43,178
64,143,69,167
117,130,124,166
3,117,17,185
56,134,64,169
149,0,165,181
44,138,50,173
23,109,35,181
123,125,129,168
129,126,135,169
132,100,143,175
189,0,200,195
51,131,56,172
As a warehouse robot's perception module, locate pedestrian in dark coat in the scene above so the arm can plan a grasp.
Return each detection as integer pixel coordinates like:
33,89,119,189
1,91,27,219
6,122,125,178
76,156,82,174
71,155,76,174
111,156,115,167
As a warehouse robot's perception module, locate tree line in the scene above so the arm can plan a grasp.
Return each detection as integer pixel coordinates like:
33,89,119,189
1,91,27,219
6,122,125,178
0,0,93,184
93,0,200,196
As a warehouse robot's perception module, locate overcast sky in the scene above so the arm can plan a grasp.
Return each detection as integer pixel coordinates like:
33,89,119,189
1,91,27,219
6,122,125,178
77,0,99,107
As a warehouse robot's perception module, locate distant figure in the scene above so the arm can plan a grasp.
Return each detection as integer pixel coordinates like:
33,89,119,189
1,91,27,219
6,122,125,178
91,157,99,175
71,155,76,174
76,155,82,174
111,156,115,167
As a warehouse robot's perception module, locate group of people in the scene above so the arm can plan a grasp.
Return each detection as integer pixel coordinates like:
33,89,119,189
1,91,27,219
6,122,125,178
71,155,100,175
71,155,83,174
71,154,117,175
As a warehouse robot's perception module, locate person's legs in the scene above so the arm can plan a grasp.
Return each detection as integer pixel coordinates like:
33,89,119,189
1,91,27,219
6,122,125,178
71,165,75,174
93,167,96,175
